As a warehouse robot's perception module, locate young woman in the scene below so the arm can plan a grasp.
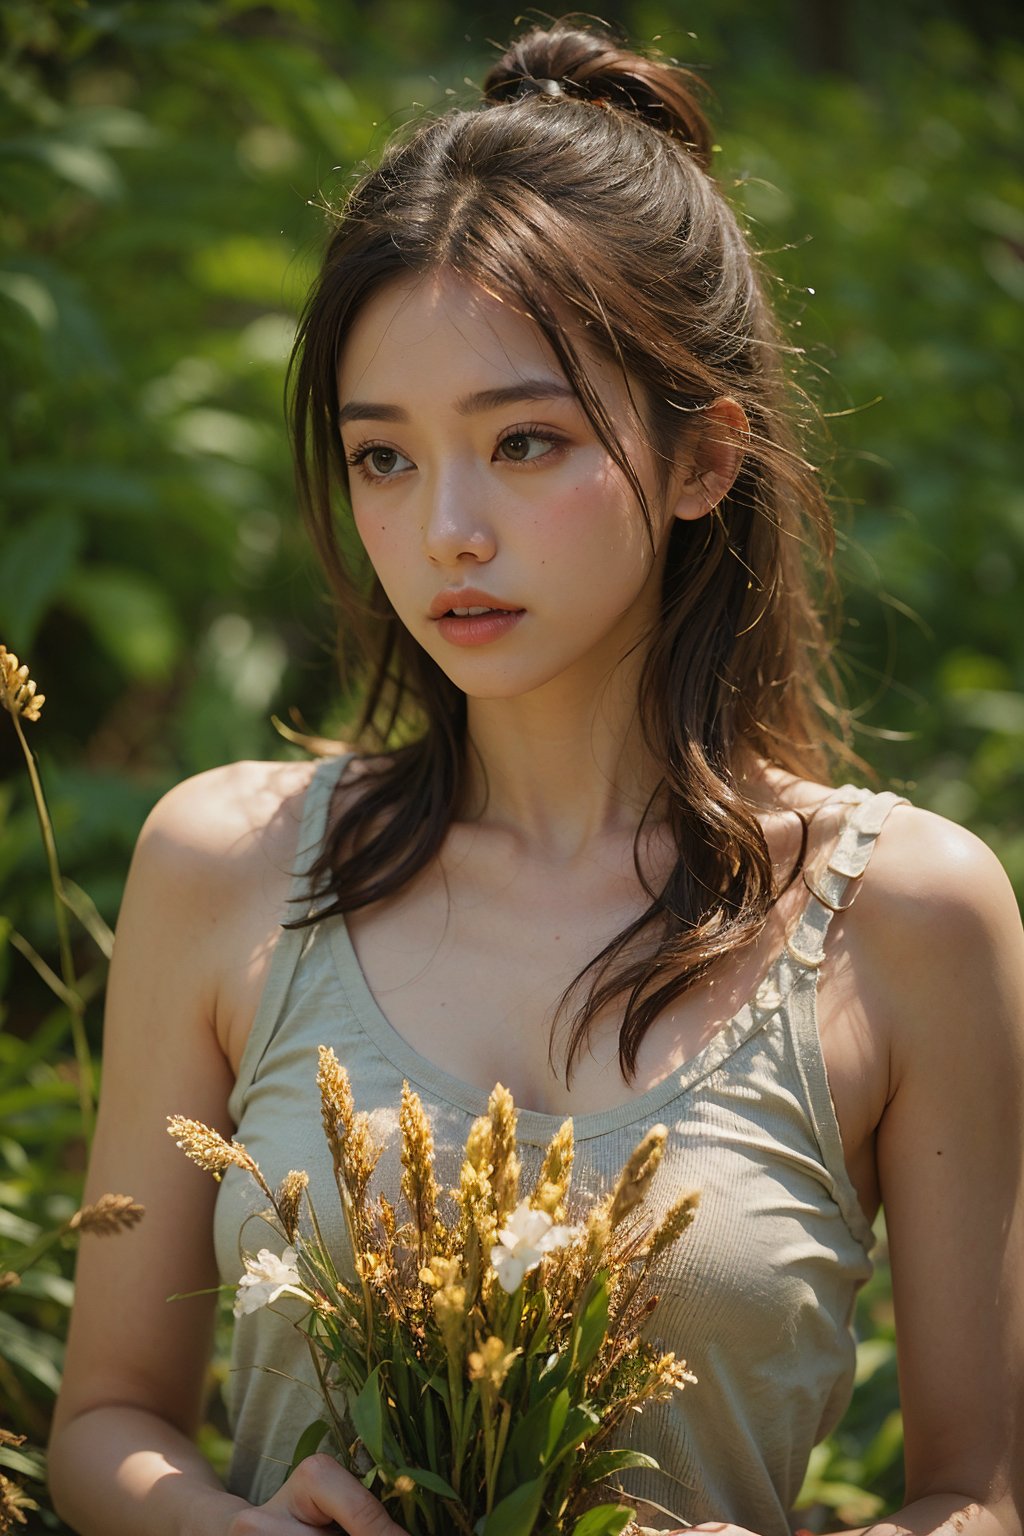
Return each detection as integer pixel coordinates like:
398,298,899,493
48,21,1023,1536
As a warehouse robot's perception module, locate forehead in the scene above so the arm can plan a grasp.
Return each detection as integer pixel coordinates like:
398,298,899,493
336,269,620,409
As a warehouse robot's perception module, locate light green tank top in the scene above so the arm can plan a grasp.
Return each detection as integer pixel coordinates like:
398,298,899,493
214,756,904,1531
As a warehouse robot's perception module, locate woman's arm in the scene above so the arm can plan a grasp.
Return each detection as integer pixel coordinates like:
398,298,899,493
685,809,1024,1536
47,765,402,1536
860,811,1024,1532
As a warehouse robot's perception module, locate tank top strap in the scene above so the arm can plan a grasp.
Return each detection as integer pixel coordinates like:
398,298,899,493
287,752,352,911
227,752,352,1124
785,788,908,971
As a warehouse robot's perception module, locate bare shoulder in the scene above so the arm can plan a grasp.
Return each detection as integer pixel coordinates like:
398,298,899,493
843,801,1024,1071
139,756,319,863
851,801,1019,943
129,752,373,905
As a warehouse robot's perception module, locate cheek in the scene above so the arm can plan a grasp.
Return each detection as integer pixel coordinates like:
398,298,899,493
542,462,653,575
352,505,393,565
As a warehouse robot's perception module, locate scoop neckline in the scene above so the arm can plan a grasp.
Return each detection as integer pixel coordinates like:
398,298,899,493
317,760,867,1146
328,914,786,1144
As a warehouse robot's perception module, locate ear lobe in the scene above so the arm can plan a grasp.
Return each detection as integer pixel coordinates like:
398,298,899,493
672,396,750,523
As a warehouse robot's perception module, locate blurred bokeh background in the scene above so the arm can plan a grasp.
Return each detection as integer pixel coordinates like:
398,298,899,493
1,0,1021,1528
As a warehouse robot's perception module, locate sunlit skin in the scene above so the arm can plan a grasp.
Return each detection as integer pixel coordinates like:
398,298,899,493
47,247,1023,1536
337,269,745,854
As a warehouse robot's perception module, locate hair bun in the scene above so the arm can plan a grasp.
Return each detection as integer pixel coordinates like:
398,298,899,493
483,23,713,169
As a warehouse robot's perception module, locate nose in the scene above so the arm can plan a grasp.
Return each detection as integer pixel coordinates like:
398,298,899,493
421,464,496,567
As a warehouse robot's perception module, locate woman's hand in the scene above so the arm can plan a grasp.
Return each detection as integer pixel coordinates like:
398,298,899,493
226,1455,405,1535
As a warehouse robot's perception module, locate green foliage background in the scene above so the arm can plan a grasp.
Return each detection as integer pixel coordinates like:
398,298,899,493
1,0,1021,1528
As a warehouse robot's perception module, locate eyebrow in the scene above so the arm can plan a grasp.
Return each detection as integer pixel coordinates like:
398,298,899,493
337,380,578,429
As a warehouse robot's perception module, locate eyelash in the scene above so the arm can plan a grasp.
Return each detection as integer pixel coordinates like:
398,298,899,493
344,425,568,485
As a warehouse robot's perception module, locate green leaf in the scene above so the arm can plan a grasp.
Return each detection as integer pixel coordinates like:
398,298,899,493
507,1385,568,1480
573,1278,610,1373
388,1345,410,1416
549,1404,600,1468
0,1443,46,1479
0,508,81,649
476,1474,546,1536
289,1418,329,1475
395,1465,459,1500
421,1381,439,1470
63,565,183,682
423,1372,451,1414
0,132,124,200
350,1365,387,1465
581,1449,660,1485
570,1504,637,1536
0,1310,63,1393
542,1387,571,1464
0,269,58,332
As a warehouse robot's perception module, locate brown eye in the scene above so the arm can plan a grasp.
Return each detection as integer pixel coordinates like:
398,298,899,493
497,432,558,464
369,447,399,474
502,434,531,461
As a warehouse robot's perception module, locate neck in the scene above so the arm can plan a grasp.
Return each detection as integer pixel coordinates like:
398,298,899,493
459,656,664,864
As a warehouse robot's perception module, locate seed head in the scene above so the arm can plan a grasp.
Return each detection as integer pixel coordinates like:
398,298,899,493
533,1118,574,1221
468,1334,520,1392
69,1193,144,1236
465,1114,492,1175
432,1273,469,1358
317,1045,354,1170
583,1194,613,1265
609,1123,668,1227
167,1116,271,1198
400,1081,439,1244
487,1083,520,1221
419,1254,462,1290
0,1471,37,1528
275,1170,309,1244
652,1350,697,1395
316,1046,380,1213
646,1190,700,1265
0,645,45,723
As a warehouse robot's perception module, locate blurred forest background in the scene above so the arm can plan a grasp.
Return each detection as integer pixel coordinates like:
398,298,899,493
1,0,1021,1529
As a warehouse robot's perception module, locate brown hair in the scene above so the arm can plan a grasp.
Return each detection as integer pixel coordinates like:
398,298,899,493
287,20,853,1081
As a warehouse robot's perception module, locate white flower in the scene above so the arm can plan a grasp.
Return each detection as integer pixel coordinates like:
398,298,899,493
490,1199,578,1293
233,1246,306,1317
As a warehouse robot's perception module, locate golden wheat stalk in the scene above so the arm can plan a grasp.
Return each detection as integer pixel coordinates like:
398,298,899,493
167,1116,273,1202
276,1171,310,1245
609,1123,668,1227
485,1084,520,1224
400,1081,440,1261
68,1194,145,1236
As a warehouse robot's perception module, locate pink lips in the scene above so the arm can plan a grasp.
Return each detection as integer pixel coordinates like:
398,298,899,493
428,587,525,648
428,587,524,620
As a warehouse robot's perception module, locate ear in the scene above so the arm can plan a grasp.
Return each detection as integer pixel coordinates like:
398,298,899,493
671,397,750,523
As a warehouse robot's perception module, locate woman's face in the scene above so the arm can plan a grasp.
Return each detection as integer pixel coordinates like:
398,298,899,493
336,269,687,703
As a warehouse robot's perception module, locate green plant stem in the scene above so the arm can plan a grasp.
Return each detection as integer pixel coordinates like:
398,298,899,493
7,1218,72,1277
305,1332,350,1456
479,1386,498,1514
10,709,95,1140
447,1350,467,1493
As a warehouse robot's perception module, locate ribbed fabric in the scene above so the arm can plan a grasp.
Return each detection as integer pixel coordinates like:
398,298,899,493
213,757,905,1530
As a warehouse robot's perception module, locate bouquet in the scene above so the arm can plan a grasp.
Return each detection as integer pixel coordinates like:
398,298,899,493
170,1048,699,1536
